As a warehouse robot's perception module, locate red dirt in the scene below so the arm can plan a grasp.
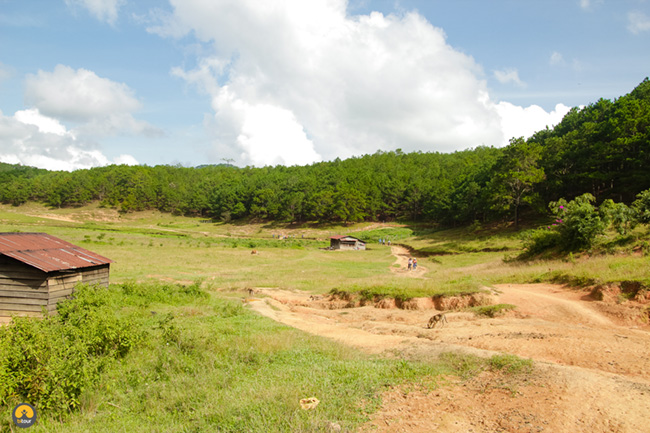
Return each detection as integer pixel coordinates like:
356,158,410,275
247,248,650,433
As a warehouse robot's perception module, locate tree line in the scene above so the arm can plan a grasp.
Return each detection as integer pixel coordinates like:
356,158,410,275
1,78,649,227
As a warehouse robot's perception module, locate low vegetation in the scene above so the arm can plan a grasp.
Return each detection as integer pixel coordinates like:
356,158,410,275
1,197,648,430
470,304,517,318
1,282,519,432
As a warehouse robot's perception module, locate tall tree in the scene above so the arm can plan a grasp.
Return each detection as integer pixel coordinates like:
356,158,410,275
489,138,545,229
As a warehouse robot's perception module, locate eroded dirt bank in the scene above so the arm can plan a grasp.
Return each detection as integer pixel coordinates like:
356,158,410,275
246,285,650,433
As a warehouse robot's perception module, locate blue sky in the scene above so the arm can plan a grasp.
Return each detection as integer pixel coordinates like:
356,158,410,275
1,0,648,170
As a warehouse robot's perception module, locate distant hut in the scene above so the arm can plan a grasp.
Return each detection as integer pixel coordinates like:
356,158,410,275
0,232,112,317
329,235,366,251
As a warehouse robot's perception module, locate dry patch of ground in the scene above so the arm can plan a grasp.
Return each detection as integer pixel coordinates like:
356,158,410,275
246,284,650,433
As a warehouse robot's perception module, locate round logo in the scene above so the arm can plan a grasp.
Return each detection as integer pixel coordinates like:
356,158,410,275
12,403,37,429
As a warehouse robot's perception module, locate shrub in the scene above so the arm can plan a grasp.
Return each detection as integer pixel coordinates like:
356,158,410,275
600,199,636,235
522,227,561,256
632,189,650,225
550,194,609,250
0,285,141,413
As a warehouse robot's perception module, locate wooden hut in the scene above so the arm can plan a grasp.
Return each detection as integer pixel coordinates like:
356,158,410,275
0,232,112,317
329,235,366,251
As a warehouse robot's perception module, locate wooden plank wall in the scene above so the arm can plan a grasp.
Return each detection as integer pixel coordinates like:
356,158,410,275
47,273,82,313
0,260,49,316
0,259,109,317
81,266,110,288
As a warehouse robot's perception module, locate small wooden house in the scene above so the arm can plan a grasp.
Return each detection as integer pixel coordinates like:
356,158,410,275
0,232,112,317
329,235,366,251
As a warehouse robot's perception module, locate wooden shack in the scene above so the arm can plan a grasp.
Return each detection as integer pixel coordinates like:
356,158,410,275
329,235,366,251
0,232,112,317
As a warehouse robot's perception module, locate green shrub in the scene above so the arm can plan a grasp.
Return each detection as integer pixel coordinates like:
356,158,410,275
632,189,650,225
551,194,608,250
522,227,561,256
0,285,142,413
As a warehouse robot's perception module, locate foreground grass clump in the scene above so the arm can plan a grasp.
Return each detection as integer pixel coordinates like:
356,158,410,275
470,304,517,318
330,280,486,303
438,352,533,379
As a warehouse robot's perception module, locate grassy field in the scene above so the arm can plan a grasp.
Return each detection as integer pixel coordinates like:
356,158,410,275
1,202,649,294
0,203,647,431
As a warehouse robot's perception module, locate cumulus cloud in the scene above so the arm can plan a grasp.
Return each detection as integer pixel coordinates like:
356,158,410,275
495,102,572,141
0,65,156,171
628,11,650,34
494,68,526,87
152,0,568,166
64,0,125,25
25,65,139,122
24,65,161,138
0,109,138,171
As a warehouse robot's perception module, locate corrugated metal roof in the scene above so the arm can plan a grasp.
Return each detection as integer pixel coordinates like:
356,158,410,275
330,235,365,243
0,232,112,273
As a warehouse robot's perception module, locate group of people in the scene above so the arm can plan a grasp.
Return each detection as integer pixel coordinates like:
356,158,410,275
378,238,391,246
407,257,418,271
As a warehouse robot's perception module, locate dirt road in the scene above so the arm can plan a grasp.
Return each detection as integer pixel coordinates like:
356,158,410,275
246,248,650,432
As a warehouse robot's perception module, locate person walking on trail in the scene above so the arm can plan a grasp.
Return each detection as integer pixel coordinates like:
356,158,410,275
413,258,418,270
407,258,413,271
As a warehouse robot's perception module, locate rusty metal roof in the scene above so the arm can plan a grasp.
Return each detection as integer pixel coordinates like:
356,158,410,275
0,232,112,273
330,235,364,242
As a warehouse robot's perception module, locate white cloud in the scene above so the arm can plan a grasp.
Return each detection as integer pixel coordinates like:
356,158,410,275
494,68,526,87
495,102,572,141
550,51,564,66
14,108,71,136
0,64,155,171
628,11,650,34
64,0,125,25
25,65,139,122
153,0,569,166
579,0,603,11
0,109,138,171
24,65,161,138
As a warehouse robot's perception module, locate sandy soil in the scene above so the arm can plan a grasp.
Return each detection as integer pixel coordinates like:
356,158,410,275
246,247,650,433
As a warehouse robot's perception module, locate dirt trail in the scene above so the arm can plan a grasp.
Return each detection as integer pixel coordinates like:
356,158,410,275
390,245,427,277
246,250,650,432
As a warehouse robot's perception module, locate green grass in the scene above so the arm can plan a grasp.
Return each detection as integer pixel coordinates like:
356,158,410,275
1,280,537,432
1,283,456,432
470,304,517,318
13,203,650,431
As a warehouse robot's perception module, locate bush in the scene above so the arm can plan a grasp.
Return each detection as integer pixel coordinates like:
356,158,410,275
0,285,141,413
632,189,650,225
522,227,561,256
551,194,608,250
600,199,636,235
